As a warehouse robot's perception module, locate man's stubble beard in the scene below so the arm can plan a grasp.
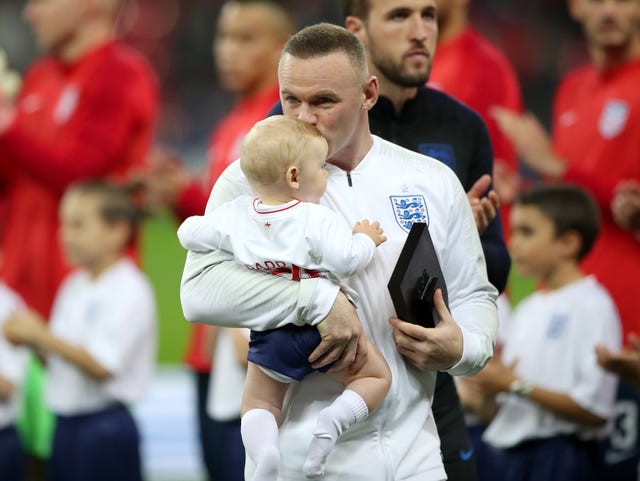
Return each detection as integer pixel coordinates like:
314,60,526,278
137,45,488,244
368,43,432,88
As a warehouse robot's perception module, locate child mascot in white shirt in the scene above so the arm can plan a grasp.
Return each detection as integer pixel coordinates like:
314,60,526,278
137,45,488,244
470,183,621,481
3,180,157,481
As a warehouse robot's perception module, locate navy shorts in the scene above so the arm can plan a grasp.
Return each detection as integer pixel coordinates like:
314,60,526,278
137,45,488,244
0,425,25,481
248,324,331,381
50,404,142,481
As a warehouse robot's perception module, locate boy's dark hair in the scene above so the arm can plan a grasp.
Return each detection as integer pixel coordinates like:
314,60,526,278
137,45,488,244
68,179,142,246
514,183,600,261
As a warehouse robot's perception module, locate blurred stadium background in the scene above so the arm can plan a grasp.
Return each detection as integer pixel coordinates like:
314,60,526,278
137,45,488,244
0,0,589,479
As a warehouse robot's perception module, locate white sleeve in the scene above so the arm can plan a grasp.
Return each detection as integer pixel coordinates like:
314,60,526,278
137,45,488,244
307,206,376,278
177,215,224,252
441,174,499,376
180,161,339,330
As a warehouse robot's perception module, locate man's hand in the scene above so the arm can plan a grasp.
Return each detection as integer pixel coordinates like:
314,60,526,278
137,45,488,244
389,289,463,371
467,174,499,234
491,107,565,179
471,345,517,395
611,180,640,237
309,291,367,373
596,333,640,389
141,147,191,211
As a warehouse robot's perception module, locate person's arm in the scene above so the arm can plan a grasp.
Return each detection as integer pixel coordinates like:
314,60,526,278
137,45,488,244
0,66,157,196
0,373,15,402
308,207,383,278
177,214,226,252
475,349,606,425
491,107,618,211
3,309,112,380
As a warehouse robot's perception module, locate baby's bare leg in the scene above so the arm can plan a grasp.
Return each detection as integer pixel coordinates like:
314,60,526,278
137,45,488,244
241,362,291,481
303,340,391,478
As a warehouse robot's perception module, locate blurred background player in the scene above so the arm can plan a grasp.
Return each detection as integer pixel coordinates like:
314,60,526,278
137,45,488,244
3,180,157,481
0,275,29,481
429,0,524,227
474,184,621,481
492,0,640,477
144,2,294,479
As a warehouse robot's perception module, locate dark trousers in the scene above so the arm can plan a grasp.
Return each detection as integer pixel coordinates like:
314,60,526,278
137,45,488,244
433,371,478,481
194,371,245,481
0,425,25,481
49,404,142,481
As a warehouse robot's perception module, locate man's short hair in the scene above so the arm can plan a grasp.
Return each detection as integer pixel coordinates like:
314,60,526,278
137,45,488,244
514,183,601,261
341,0,370,19
240,116,326,186
281,23,369,82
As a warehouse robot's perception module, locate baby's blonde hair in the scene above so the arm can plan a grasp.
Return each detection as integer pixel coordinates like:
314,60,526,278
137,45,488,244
240,116,327,186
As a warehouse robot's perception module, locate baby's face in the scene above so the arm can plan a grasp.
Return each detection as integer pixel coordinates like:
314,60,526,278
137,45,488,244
295,137,329,204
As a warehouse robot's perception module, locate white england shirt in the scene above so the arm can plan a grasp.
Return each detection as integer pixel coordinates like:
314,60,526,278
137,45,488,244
0,282,28,429
182,135,498,480
45,258,157,415
483,276,621,449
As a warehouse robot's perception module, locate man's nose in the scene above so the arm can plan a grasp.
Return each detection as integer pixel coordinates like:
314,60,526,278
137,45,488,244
296,105,318,125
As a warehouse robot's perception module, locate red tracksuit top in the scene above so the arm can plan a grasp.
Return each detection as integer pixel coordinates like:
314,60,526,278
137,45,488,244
553,57,640,340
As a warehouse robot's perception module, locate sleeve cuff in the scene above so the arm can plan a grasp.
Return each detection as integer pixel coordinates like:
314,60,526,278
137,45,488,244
445,326,492,376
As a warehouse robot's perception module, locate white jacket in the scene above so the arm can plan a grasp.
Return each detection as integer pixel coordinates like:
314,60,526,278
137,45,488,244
181,136,498,480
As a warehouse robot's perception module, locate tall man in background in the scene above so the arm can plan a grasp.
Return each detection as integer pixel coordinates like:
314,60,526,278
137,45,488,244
144,1,293,479
0,1,157,476
342,0,510,479
493,0,640,478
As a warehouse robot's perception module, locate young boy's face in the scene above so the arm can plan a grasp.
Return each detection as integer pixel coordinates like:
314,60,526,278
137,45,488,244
59,191,122,269
509,204,564,279
295,137,329,204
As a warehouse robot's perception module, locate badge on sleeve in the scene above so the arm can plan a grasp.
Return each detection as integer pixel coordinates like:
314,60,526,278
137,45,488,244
599,100,629,139
390,195,429,232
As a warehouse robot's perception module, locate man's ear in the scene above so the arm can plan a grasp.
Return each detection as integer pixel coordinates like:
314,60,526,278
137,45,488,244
362,75,379,111
285,165,299,190
345,15,365,37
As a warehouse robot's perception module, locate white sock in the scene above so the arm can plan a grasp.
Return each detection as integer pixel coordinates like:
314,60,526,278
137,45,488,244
303,390,369,478
241,409,280,481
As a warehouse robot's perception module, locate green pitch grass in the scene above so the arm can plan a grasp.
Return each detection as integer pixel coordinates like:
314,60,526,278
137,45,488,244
141,211,191,364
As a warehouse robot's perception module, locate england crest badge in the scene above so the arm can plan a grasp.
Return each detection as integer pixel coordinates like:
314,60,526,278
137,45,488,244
390,195,429,232
598,99,629,139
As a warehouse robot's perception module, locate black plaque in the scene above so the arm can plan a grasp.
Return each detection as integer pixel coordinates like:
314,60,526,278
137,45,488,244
387,222,448,328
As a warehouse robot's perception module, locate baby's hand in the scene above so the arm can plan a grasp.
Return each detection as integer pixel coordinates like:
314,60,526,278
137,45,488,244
353,220,386,247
